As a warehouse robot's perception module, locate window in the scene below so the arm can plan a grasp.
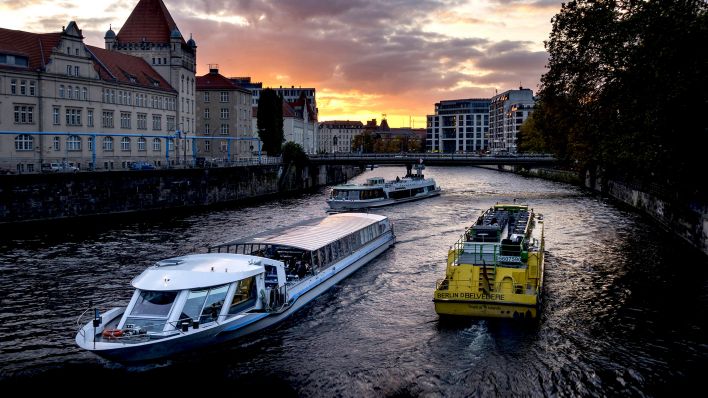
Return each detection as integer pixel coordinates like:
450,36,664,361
82,87,87,100
220,140,227,152
11,79,17,94
13,105,34,124
199,285,229,324
152,114,161,130
121,137,130,151
14,134,33,151
88,136,94,151
125,290,178,333
29,81,36,96
138,137,146,151
120,112,131,129
87,109,94,127
53,107,60,125
67,85,73,99
102,111,114,128
167,116,175,131
103,136,113,151
204,140,210,152
53,136,60,151
66,65,72,76
74,86,79,100
168,139,174,152
153,138,161,151
220,91,229,102
220,124,229,135
137,113,147,129
67,135,81,151
228,277,255,315
19,80,26,95
204,108,210,119
204,123,210,135
204,92,210,102
220,108,228,119
74,66,79,77
59,85,65,98
65,108,82,126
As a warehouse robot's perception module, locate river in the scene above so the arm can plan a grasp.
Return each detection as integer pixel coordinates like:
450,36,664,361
0,166,706,395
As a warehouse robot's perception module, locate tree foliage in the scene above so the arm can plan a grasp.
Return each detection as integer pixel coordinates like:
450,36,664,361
531,0,708,200
256,88,284,156
281,141,308,167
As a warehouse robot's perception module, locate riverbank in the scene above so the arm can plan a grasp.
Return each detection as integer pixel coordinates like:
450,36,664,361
0,163,360,225
481,164,708,257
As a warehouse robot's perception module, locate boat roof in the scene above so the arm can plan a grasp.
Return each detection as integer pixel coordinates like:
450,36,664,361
131,253,267,291
214,212,387,251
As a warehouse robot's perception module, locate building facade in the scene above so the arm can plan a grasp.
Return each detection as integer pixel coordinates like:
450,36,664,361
489,88,535,153
251,95,318,155
196,66,253,161
318,120,364,153
105,0,197,163
0,22,178,173
232,77,317,114
426,98,490,153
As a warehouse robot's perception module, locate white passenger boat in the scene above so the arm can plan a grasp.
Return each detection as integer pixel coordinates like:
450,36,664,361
76,213,395,362
327,163,441,211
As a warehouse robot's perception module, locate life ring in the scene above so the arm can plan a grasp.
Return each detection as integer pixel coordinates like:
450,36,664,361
101,328,124,339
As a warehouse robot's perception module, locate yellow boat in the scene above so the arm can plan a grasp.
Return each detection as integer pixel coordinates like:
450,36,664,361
433,203,545,319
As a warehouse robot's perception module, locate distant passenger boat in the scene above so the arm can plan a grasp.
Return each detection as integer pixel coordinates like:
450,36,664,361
433,203,545,319
327,162,441,211
76,213,395,362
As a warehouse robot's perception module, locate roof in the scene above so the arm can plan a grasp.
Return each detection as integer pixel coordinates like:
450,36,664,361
196,71,249,93
216,213,388,252
282,101,297,118
87,45,175,92
0,27,61,71
320,120,364,127
116,0,187,46
131,253,267,291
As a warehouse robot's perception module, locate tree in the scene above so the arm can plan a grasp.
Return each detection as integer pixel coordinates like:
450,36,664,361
257,88,284,156
533,0,708,199
281,141,308,167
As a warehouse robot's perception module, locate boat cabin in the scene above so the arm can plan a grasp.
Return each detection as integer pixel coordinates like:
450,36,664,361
113,253,284,336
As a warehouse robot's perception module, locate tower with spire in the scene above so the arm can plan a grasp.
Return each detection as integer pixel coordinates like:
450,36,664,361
105,0,197,137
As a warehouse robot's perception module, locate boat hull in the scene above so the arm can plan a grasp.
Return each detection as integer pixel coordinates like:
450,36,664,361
433,299,539,319
327,190,440,210
76,232,395,362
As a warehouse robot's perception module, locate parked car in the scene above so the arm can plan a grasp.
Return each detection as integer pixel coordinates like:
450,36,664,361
129,161,156,170
42,162,79,173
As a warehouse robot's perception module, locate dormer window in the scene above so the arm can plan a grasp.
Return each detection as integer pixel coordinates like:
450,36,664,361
0,53,28,67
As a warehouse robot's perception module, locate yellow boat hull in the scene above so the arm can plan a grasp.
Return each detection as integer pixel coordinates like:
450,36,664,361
433,299,539,319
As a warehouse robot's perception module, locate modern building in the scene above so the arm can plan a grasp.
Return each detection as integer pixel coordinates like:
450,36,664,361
196,66,253,161
0,22,178,173
426,98,490,153
489,88,535,153
105,0,197,162
318,120,364,153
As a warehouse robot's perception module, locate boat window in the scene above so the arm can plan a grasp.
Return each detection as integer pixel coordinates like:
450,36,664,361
130,290,178,317
228,277,256,315
199,284,229,324
180,288,209,321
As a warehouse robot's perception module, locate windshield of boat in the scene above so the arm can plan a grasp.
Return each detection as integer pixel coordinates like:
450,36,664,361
123,290,178,333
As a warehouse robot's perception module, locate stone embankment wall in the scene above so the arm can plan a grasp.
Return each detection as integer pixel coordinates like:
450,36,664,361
0,164,359,224
484,164,707,256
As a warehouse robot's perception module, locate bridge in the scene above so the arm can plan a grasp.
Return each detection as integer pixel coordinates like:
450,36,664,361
308,153,557,167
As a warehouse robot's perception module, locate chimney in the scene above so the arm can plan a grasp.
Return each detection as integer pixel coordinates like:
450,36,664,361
208,64,219,74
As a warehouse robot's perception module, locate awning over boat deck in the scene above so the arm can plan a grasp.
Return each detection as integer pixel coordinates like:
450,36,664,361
212,213,387,252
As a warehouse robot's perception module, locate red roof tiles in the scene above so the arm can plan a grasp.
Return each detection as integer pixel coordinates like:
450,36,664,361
116,0,186,46
196,71,248,92
87,45,175,92
0,27,61,71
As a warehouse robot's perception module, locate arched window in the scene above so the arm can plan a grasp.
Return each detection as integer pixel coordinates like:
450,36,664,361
82,87,88,100
14,134,33,151
67,135,81,151
152,138,161,151
103,136,113,151
138,137,146,151
121,137,131,151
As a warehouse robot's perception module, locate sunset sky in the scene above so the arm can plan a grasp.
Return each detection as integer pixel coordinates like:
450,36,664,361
0,0,562,128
